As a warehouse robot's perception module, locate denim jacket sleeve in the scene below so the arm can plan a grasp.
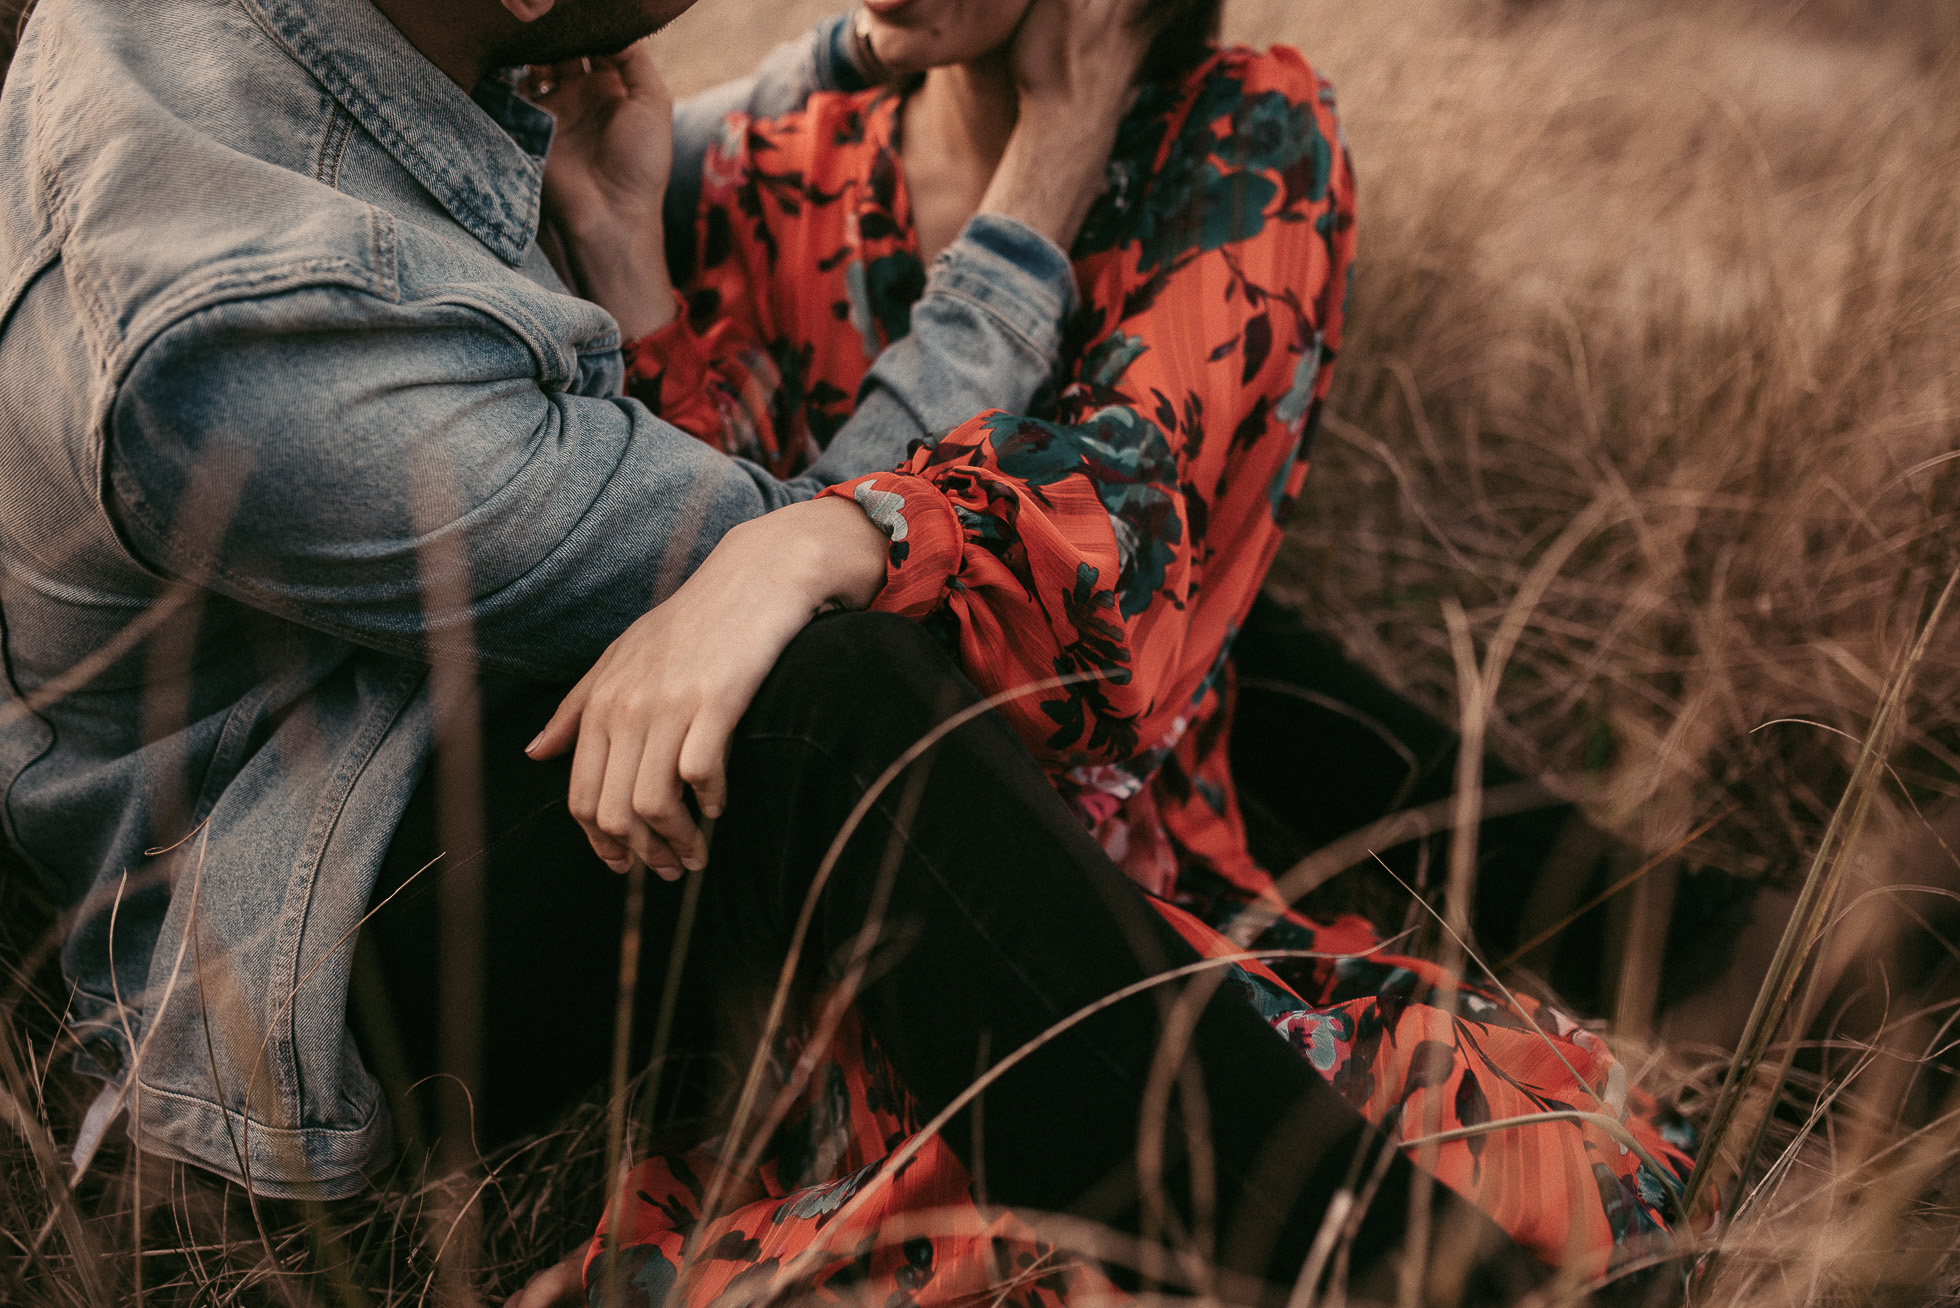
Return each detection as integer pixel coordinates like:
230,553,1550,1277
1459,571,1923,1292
106,286,815,684
822,215,1077,470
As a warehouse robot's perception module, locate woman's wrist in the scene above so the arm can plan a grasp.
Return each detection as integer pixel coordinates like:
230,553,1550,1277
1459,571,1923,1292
785,496,891,612
562,218,678,340
978,104,1121,252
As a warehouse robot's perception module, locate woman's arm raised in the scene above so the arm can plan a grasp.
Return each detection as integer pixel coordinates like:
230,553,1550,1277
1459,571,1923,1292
820,48,1359,781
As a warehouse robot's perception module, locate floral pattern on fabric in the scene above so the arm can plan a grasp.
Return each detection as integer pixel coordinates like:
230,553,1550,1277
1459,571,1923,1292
606,44,1697,1305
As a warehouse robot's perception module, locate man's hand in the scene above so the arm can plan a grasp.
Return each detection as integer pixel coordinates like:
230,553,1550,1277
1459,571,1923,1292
978,0,1156,251
528,497,890,879
527,45,678,339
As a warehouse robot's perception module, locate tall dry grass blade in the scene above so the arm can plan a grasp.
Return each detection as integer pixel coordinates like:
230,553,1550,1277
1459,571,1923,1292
691,669,1111,1249
0,1029,108,1308
641,859,706,1136
1684,565,1959,1223
597,859,647,1308
758,942,1409,1306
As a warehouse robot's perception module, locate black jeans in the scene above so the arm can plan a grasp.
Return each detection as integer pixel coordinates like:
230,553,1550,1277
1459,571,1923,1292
359,678,715,1151
1232,595,1618,1013
366,612,1545,1300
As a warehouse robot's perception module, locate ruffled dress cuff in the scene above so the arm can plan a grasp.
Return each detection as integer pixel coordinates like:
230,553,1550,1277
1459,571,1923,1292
818,471,967,618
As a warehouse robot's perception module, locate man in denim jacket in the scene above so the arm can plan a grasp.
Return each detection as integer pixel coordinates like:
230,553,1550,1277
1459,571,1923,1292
0,0,1084,1197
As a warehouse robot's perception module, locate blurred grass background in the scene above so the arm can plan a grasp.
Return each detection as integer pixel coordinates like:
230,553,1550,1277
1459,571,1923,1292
4,0,1960,1301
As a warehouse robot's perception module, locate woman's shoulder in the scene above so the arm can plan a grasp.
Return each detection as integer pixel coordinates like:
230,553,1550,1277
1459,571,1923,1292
1191,43,1334,105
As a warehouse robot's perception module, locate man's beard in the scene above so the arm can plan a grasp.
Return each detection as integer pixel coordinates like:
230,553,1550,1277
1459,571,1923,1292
489,0,669,67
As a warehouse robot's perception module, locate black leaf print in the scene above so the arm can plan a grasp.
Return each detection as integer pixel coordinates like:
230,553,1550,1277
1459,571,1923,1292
1153,387,1178,434
1208,334,1241,362
1455,1066,1491,1163
702,204,733,270
1402,1039,1455,1099
1242,312,1272,383
1228,394,1271,454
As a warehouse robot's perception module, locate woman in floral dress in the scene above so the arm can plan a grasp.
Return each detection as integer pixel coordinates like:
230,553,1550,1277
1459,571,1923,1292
532,3,1699,1303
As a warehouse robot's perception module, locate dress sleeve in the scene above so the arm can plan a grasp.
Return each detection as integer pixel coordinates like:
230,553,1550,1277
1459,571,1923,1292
819,50,1359,776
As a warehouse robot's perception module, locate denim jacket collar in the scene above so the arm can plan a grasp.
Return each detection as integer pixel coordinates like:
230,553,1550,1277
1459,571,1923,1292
243,0,553,264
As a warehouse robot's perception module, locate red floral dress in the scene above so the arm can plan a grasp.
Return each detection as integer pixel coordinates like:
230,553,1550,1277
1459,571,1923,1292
591,46,1697,1305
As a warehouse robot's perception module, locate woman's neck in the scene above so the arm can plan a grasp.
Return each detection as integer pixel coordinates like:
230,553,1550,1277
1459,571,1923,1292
901,55,1020,265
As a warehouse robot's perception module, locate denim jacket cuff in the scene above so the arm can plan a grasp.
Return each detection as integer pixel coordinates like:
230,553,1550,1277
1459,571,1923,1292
926,214,1080,363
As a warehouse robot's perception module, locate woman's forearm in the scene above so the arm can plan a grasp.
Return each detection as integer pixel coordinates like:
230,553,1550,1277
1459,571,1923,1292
977,110,1118,254
979,0,1150,253
563,219,678,341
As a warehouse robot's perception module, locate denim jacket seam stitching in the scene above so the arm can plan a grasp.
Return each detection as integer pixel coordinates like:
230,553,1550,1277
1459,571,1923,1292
372,208,401,301
314,104,353,189
32,24,119,378
135,1074,384,1141
240,0,534,263
401,285,571,386
185,685,276,834
264,658,425,1120
110,262,395,399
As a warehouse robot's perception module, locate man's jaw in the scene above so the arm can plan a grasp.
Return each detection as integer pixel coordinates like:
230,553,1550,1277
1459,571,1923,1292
490,0,691,69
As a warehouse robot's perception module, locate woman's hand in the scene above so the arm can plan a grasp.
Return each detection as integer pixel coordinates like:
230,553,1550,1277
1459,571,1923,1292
527,45,679,339
1007,0,1155,116
978,0,1156,253
527,498,891,880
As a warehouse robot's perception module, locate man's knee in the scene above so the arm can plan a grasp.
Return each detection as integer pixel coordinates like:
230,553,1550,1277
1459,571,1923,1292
747,611,978,741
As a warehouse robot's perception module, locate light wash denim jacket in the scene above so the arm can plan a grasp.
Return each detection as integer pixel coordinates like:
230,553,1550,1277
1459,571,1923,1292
0,0,1071,1197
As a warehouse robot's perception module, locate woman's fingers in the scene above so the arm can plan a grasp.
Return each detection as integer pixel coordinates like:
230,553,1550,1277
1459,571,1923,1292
593,716,661,867
568,720,636,873
540,501,888,883
632,736,706,879
676,709,735,824
528,675,592,761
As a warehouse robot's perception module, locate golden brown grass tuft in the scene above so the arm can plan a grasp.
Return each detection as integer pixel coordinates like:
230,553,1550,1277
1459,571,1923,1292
1234,0,1960,1298
1254,0,1960,886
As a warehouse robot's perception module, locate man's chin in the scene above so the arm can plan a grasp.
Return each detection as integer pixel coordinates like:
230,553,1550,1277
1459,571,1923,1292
500,0,691,67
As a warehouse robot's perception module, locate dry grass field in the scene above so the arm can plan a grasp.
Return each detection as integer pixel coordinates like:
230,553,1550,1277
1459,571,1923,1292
3,0,1959,1302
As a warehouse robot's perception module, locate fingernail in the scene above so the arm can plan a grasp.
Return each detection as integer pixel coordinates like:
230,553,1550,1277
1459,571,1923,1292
682,855,706,873
602,854,631,874
702,804,723,820
524,732,545,756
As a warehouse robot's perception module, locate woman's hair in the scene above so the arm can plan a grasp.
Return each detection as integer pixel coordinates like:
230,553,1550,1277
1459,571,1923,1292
1141,0,1226,82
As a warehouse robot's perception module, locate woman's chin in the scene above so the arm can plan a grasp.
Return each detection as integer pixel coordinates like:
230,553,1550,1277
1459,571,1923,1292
862,0,1033,76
